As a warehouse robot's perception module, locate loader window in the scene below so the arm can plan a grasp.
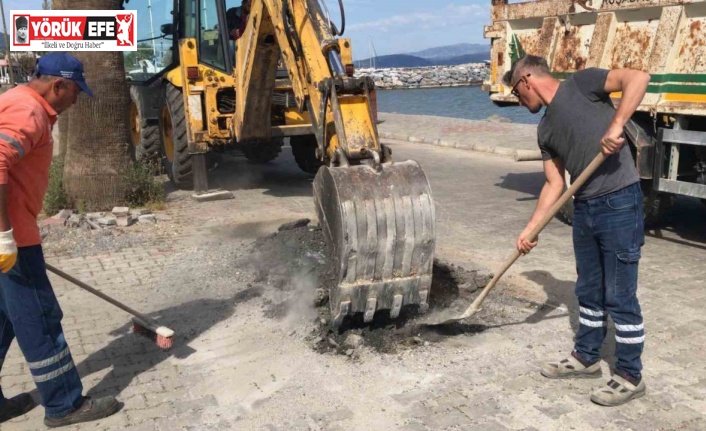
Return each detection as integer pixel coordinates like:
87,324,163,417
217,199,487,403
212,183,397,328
224,0,245,65
123,0,175,83
199,0,228,71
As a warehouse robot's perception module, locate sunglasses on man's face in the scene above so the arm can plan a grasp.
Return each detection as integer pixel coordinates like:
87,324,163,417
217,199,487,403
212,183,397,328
511,73,531,97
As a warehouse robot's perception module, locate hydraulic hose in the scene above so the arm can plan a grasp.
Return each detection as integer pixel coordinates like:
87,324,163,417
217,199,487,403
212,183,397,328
336,0,345,35
321,0,346,36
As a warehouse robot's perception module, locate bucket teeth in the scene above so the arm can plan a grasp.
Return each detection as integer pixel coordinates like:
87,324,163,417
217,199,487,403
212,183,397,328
418,290,429,314
333,300,350,327
314,160,436,326
364,297,377,323
390,294,403,319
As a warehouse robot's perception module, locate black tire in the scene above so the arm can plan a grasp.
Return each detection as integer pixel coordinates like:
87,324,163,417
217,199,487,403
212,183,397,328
641,179,670,228
557,198,574,225
291,135,323,174
159,83,193,189
242,140,283,164
556,170,575,226
555,179,668,228
129,86,162,170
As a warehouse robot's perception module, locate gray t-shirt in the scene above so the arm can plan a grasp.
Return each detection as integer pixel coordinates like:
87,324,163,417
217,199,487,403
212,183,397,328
537,68,639,200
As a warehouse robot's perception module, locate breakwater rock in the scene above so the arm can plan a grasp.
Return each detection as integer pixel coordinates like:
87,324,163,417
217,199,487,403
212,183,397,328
355,63,490,90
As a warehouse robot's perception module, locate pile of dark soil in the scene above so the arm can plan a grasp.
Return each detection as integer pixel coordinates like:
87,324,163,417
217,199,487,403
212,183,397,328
246,220,495,355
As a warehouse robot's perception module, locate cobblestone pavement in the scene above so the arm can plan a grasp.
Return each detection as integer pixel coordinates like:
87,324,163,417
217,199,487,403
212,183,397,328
2,125,705,430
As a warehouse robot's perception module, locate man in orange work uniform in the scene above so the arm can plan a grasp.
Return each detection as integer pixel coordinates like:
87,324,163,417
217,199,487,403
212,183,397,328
0,53,120,427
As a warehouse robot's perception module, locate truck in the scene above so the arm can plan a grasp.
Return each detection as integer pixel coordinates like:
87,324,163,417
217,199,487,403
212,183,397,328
482,0,706,225
124,0,436,326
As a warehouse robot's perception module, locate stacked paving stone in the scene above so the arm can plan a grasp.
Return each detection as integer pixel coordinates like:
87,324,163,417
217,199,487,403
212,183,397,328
51,207,159,229
356,63,490,89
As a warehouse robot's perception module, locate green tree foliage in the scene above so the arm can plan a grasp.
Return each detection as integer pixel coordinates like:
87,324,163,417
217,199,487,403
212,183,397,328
124,43,155,69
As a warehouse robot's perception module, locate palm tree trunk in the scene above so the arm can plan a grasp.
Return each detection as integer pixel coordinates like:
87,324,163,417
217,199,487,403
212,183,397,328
62,0,133,209
57,113,69,160
52,0,69,161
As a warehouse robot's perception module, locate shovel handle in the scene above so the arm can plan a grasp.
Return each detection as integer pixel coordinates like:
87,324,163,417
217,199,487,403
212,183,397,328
465,152,607,316
465,248,522,316
526,152,606,243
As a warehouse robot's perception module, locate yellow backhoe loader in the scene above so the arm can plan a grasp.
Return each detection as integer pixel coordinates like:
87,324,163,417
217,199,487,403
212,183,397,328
125,0,436,326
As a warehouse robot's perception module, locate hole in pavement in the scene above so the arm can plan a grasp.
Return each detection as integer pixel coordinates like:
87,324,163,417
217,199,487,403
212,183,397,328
244,221,497,356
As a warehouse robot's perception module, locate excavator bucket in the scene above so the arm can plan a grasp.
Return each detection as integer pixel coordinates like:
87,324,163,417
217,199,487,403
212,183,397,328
314,161,436,326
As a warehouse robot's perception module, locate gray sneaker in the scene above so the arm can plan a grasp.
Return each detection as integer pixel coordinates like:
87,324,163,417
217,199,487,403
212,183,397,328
591,374,646,406
44,396,120,428
541,353,602,379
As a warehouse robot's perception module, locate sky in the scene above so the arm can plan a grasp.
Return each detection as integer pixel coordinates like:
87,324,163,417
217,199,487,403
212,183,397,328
2,0,492,59
322,0,491,58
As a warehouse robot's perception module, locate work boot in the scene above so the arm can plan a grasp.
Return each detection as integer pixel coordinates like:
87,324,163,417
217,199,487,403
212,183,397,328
590,373,646,406
540,351,602,379
0,393,37,423
44,396,120,428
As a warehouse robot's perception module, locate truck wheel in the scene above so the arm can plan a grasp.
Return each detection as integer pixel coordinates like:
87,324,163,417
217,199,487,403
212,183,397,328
556,179,669,228
557,199,574,225
291,135,323,174
159,83,193,189
556,170,575,225
242,140,283,163
641,180,670,228
129,86,162,171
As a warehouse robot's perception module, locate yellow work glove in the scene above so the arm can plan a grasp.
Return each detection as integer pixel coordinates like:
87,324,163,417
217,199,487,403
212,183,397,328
0,229,18,274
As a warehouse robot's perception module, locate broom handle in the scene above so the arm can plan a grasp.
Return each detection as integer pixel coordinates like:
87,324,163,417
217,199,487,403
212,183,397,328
468,152,607,312
46,263,155,325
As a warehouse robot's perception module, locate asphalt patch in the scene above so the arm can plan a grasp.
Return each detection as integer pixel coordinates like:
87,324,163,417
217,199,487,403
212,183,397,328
246,220,496,355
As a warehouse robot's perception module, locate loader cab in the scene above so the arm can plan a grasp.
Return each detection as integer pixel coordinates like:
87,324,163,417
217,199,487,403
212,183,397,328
196,0,232,73
122,0,242,80
179,0,245,75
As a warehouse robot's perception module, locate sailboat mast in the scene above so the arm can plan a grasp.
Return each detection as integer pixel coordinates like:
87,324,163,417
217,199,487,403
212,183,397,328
368,36,378,70
148,0,156,58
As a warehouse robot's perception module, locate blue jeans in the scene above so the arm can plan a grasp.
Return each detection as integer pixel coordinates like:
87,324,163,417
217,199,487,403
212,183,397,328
572,182,645,381
0,245,83,417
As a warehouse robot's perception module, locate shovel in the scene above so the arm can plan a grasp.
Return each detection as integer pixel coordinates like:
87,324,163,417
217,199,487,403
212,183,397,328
426,152,607,326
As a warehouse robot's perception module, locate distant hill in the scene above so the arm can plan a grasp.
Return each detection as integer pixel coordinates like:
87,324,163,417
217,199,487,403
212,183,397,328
407,43,489,60
355,54,433,69
354,52,490,69
0,33,7,52
436,53,490,65
355,43,490,69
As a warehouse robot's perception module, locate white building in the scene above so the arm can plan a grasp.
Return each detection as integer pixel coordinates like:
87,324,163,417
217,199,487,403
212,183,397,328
0,56,30,84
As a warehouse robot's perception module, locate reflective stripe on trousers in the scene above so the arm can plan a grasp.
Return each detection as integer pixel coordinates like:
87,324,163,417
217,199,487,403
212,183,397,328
0,245,83,417
572,182,645,381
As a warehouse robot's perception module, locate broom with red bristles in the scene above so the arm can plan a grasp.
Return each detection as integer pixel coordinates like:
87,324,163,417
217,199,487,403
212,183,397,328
46,263,174,349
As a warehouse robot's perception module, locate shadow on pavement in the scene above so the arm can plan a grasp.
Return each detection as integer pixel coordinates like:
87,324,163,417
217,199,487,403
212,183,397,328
521,269,619,364
521,270,578,330
163,147,315,198
75,289,261,399
495,172,545,200
646,196,706,250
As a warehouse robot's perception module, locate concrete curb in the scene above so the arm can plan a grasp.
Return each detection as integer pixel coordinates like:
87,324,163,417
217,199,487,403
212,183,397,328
379,132,543,161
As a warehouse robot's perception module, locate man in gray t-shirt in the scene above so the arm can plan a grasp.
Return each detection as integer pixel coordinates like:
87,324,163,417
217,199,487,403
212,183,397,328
504,55,651,406
537,68,640,200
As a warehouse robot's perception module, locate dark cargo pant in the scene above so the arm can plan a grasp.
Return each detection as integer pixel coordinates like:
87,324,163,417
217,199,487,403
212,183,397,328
0,245,83,417
572,182,645,381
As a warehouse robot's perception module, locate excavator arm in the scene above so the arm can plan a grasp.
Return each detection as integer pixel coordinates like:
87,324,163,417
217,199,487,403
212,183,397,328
233,0,379,165
234,0,436,326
